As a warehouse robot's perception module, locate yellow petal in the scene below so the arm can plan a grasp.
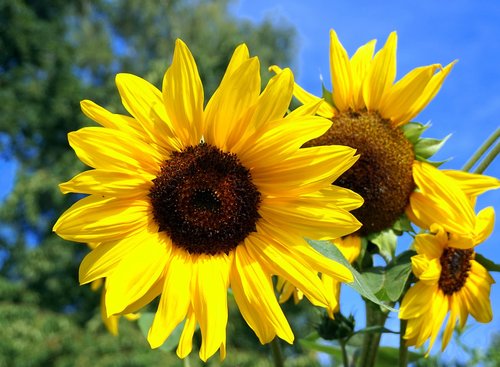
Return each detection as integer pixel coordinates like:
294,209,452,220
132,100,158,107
230,244,294,344
79,234,147,284
53,195,151,243
162,39,204,147
362,32,397,111
68,127,161,173
404,61,456,124
411,161,476,236
59,169,154,197
245,234,330,308
148,248,191,349
413,233,444,259
441,295,458,351
190,254,231,362
329,29,353,111
380,64,439,127
204,57,260,150
236,116,332,171
176,306,197,359
399,281,434,319
100,287,119,336
105,237,170,315
426,292,449,354
332,235,362,263
442,170,500,198
80,99,146,142
417,258,441,284
474,207,495,244
257,221,353,284
248,68,293,131
251,145,359,197
269,65,334,118
260,195,362,241
114,73,181,152
350,39,376,110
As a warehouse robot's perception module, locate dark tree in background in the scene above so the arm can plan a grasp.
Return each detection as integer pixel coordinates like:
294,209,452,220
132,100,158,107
0,1,320,366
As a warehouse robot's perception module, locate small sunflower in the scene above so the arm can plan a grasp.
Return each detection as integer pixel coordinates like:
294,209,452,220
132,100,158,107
272,29,457,236
398,223,494,352
53,40,363,361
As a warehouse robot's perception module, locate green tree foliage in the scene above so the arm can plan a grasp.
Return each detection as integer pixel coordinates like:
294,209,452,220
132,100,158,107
0,0,304,365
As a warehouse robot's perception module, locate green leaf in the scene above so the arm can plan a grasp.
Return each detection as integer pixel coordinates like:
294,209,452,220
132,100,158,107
138,312,185,352
360,267,385,295
475,253,500,272
308,239,396,311
299,338,344,357
413,134,451,159
376,346,424,366
368,229,398,263
401,122,429,144
384,251,414,302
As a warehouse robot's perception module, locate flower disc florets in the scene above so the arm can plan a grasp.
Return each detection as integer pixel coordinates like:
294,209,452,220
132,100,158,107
438,247,473,295
149,143,261,255
305,110,415,235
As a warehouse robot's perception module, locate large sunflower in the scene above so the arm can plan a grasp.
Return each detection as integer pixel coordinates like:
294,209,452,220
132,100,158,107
398,223,494,352
272,29,457,236
53,40,363,361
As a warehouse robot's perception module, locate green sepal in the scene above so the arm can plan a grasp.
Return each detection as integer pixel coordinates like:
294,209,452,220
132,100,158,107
402,121,429,144
138,312,186,352
307,239,396,311
413,134,451,159
321,83,335,109
475,253,500,272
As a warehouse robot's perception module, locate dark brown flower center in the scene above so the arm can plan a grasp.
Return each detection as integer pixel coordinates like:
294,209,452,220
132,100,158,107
438,247,473,295
149,143,261,255
304,110,415,236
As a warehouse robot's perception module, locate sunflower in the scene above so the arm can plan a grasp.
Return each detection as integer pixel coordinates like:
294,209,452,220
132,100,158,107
53,39,364,361
272,29,457,236
277,235,361,317
398,223,494,352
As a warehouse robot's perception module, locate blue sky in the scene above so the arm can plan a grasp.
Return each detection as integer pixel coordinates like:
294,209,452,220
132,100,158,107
230,0,500,360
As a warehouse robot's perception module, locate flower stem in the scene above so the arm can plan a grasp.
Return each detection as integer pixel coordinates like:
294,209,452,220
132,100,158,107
358,301,389,367
473,140,499,174
462,127,499,172
270,337,285,367
399,319,408,367
340,339,349,367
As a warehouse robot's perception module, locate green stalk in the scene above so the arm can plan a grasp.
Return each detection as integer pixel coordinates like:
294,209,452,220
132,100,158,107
270,337,285,367
462,127,499,172
340,339,349,367
398,319,408,367
473,140,500,174
358,301,389,367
